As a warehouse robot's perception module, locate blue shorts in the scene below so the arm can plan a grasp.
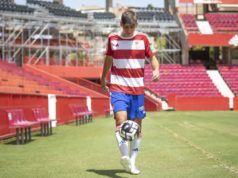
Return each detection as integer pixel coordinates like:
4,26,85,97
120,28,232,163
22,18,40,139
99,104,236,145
110,91,146,119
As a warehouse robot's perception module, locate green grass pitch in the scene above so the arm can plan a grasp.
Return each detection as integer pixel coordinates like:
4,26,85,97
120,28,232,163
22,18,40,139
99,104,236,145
0,111,238,178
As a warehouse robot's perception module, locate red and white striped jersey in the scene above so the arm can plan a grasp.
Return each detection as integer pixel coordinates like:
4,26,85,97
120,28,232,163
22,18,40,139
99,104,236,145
106,31,154,95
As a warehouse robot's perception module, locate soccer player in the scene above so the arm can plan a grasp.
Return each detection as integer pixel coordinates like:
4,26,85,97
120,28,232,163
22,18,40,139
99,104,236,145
100,10,160,175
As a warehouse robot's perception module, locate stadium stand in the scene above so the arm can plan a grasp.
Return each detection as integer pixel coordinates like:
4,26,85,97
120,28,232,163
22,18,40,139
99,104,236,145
24,64,106,97
218,65,238,95
178,0,238,66
181,14,199,33
0,60,106,97
0,0,34,13
205,13,238,33
145,64,221,97
93,12,115,20
0,61,65,95
136,9,174,21
26,0,87,18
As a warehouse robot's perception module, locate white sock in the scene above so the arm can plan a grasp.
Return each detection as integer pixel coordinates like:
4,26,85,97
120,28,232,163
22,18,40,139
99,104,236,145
115,131,129,157
130,137,141,167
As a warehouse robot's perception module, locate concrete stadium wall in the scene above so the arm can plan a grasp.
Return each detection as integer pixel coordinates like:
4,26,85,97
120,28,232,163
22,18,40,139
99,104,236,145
0,93,109,138
234,97,238,111
91,97,110,116
50,95,109,125
0,93,48,137
167,94,176,109
173,96,230,111
56,95,87,125
145,96,161,111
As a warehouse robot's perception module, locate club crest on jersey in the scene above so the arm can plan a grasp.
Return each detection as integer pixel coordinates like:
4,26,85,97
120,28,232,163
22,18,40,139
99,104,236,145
133,41,145,50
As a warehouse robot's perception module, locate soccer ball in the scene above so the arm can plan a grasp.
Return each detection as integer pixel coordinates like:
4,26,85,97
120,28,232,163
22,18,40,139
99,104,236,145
119,120,140,141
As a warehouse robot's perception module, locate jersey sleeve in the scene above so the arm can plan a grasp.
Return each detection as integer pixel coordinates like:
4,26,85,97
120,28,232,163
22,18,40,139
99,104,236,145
105,37,113,57
144,35,154,59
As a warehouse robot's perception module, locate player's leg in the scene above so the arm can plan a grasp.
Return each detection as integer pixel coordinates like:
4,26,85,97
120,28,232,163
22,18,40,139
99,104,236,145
130,118,142,174
115,111,128,157
111,92,131,172
115,111,131,172
128,94,145,174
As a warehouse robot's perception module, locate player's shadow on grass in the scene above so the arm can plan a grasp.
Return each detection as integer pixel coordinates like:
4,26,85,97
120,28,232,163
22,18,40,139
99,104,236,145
87,169,128,178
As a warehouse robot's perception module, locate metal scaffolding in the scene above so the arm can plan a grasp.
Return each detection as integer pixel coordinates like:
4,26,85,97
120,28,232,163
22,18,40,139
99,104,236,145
0,10,181,66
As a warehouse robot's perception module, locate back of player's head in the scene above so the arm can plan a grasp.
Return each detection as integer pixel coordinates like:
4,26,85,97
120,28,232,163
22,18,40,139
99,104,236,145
121,10,137,26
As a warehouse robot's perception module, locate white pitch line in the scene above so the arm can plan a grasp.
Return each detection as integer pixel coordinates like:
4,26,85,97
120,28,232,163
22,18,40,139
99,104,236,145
159,124,238,175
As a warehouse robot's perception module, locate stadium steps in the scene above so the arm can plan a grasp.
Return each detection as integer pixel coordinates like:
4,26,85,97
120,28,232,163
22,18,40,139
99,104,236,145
207,70,234,108
196,21,213,34
145,89,172,111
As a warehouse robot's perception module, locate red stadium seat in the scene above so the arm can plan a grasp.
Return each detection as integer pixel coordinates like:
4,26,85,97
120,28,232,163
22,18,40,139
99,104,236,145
145,64,221,97
6,109,38,144
217,65,238,95
32,107,55,136
69,104,93,125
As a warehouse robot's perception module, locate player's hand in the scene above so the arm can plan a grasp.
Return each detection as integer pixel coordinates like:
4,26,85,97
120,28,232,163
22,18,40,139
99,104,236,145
101,79,109,93
152,70,160,82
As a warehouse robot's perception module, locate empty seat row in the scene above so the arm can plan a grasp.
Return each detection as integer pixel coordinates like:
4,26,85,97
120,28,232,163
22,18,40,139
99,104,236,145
218,65,238,95
27,0,87,18
0,0,14,5
205,13,238,32
0,3,34,13
181,14,199,33
145,64,221,97
48,9,87,18
93,12,116,20
134,7,165,12
0,60,87,96
137,11,174,21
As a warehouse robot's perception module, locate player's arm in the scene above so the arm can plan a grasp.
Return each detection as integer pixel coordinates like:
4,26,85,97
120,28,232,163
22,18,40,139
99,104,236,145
100,55,112,92
150,55,160,82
